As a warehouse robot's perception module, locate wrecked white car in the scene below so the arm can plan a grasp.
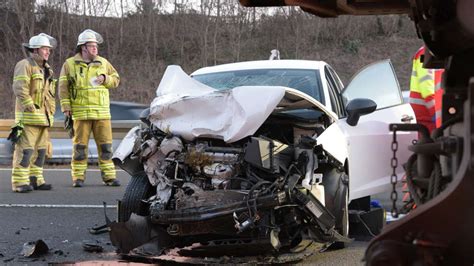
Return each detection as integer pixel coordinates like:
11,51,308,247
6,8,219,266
110,60,416,261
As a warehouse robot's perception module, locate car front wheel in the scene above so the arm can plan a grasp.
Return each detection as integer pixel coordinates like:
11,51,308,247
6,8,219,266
322,166,349,249
119,173,154,222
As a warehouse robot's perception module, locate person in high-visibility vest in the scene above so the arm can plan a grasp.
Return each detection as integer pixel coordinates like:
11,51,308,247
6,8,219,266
58,29,120,187
409,46,443,134
11,33,57,193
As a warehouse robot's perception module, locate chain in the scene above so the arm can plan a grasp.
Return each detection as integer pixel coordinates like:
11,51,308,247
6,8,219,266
390,127,399,218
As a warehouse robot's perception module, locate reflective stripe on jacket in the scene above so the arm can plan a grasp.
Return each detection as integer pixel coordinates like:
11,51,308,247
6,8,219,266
409,47,435,132
58,53,120,120
434,69,444,127
12,55,56,126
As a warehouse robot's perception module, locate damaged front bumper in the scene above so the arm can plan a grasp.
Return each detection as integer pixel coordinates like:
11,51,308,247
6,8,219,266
110,186,351,260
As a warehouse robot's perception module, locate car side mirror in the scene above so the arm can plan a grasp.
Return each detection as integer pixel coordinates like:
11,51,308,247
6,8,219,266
346,98,377,126
139,108,151,126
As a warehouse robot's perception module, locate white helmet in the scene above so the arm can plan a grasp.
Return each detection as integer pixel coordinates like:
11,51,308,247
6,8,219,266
77,29,103,46
23,33,56,49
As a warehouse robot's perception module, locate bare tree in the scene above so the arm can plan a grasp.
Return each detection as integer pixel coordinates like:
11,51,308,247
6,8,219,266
212,0,220,65
0,1,420,118
14,0,36,40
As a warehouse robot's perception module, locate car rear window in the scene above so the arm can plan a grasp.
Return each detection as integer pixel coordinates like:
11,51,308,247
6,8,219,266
193,69,323,103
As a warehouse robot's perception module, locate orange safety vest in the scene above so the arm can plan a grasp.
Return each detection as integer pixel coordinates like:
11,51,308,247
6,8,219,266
409,47,436,133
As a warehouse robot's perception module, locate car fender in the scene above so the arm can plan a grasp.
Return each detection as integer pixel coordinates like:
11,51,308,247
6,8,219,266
113,126,140,162
316,123,348,165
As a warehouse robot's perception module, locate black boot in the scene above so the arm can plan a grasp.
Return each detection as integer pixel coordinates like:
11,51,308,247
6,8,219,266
104,179,121,187
73,179,84,187
13,185,33,193
29,176,38,189
36,183,52,190
30,176,52,190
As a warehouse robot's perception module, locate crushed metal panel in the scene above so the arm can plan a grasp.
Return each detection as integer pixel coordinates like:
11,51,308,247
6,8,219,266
148,66,335,143
21,240,49,258
149,66,287,143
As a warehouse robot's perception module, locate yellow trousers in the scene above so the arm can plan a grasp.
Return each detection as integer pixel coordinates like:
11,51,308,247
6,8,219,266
11,125,49,190
71,119,116,182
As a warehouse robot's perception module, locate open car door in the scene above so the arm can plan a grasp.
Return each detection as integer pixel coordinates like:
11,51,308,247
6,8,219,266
320,60,417,200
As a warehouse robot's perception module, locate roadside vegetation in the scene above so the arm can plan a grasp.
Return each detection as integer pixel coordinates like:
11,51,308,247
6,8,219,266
0,0,422,119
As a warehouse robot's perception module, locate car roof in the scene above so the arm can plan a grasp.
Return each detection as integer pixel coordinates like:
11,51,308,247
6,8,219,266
191,60,328,76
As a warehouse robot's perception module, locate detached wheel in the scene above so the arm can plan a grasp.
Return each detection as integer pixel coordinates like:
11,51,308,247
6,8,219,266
119,173,155,222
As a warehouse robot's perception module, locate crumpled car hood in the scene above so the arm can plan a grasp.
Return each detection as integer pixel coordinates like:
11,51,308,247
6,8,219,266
149,66,337,143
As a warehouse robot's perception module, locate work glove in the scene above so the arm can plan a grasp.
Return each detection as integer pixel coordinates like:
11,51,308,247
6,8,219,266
64,116,74,138
7,123,24,143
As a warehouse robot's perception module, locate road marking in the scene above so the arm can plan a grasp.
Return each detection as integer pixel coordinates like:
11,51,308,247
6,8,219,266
0,204,117,208
0,168,125,172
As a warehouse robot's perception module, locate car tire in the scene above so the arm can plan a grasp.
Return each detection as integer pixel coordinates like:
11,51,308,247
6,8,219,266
322,166,349,249
119,173,154,222
330,186,349,249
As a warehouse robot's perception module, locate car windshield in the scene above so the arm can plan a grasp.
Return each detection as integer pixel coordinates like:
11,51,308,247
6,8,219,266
193,69,323,103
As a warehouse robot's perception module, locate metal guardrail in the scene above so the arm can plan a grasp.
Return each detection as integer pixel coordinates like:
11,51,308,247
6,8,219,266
0,119,138,139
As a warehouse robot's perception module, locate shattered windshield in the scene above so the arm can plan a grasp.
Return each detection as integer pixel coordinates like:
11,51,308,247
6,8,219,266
193,69,323,103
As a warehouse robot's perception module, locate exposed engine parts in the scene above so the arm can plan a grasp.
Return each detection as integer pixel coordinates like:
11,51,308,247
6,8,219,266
111,114,351,258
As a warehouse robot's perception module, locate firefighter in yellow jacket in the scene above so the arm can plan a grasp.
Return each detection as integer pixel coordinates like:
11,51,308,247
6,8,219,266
59,29,120,187
11,33,57,193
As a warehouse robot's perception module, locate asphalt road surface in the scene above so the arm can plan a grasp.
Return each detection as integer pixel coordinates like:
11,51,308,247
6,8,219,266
0,168,370,265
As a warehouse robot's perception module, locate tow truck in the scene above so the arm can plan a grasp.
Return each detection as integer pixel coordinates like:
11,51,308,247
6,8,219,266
239,0,474,264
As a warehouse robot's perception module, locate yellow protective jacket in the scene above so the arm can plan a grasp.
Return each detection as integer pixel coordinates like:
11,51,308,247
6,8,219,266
58,53,120,120
12,54,56,126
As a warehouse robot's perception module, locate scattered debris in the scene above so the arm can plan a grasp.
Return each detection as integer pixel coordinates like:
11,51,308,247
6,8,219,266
20,240,49,258
82,242,104,253
14,227,29,236
89,224,110,235
53,249,64,256
123,241,320,264
109,214,172,254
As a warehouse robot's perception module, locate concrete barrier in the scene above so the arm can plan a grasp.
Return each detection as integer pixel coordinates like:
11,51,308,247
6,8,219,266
0,119,138,139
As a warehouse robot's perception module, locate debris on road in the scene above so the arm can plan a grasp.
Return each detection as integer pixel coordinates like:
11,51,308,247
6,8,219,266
14,227,30,235
82,242,104,253
89,223,110,235
20,239,49,258
53,249,65,256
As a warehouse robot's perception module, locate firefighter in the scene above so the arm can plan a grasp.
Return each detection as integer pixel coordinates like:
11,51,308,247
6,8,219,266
409,46,443,134
11,33,57,193
58,29,120,187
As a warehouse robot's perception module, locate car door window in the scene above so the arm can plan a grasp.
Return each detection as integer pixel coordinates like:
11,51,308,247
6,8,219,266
342,60,402,110
327,66,344,92
328,67,347,117
325,66,344,117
